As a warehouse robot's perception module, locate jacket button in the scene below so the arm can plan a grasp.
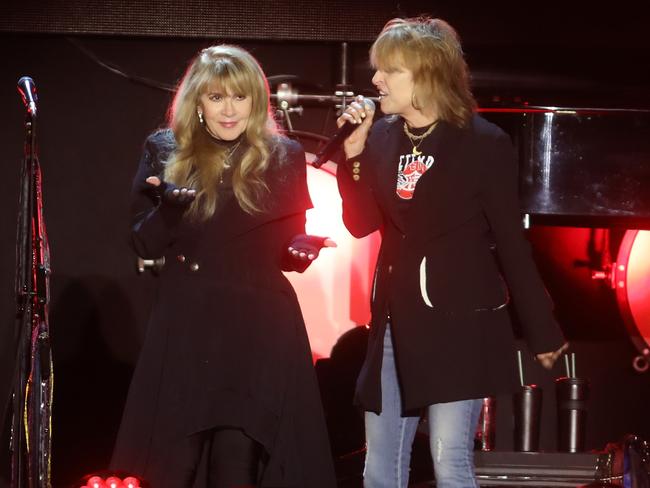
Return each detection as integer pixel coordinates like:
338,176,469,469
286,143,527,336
189,262,200,272
353,174,360,181
388,265,393,273
352,161,361,168
177,254,186,262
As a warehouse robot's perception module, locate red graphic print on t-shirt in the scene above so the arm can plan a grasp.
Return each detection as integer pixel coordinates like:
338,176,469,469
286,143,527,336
396,153,435,200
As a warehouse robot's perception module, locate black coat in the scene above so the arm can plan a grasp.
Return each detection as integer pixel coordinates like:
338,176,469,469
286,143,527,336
111,130,336,487
337,115,565,414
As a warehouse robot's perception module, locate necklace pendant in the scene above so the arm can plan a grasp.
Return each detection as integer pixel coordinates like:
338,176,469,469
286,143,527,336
412,146,422,156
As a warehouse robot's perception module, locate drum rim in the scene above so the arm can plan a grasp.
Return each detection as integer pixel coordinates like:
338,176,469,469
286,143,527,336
615,229,650,355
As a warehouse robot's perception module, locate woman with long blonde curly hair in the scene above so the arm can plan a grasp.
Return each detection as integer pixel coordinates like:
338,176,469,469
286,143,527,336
111,44,336,488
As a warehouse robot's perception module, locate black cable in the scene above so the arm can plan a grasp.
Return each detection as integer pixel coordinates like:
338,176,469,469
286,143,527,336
66,36,176,93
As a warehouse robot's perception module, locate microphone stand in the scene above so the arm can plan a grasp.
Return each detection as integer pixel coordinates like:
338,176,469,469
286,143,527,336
11,82,53,488
271,41,379,167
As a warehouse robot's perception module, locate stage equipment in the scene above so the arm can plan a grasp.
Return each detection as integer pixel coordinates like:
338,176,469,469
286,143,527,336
482,107,650,229
474,434,650,486
272,42,379,144
10,76,54,487
614,230,650,373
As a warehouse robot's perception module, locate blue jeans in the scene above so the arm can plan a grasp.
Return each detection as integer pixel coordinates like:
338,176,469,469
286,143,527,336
364,326,482,488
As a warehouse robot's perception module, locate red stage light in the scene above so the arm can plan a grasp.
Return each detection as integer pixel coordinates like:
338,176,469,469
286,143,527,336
86,476,105,488
123,477,140,488
81,475,141,488
105,476,123,488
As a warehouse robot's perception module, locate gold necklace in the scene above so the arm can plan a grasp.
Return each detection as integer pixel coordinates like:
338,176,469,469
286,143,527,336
219,140,242,184
403,120,438,156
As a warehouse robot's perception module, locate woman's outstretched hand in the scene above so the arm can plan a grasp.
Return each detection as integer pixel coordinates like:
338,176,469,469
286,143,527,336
288,234,337,261
536,342,570,370
146,176,196,205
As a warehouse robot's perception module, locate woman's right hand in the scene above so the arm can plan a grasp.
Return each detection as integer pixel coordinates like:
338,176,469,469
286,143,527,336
337,95,375,160
145,176,196,205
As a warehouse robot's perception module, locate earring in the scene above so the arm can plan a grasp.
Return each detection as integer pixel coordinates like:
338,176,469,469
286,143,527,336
411,92,421,111
197,110,204,125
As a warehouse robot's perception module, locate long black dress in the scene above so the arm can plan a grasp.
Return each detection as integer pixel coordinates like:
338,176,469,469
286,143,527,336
111,129,336,487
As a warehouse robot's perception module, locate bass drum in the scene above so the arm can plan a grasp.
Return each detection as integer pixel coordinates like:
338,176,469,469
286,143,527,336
615,230,650,372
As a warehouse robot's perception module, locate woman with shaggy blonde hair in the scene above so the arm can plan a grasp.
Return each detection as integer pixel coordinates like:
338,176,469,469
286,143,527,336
337,17,567,487
111,44,336,488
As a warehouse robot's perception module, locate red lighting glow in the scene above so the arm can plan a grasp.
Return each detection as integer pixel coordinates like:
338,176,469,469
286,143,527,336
285,159,380,360
80,475,141,488
616,230,650,355
106,477,122,488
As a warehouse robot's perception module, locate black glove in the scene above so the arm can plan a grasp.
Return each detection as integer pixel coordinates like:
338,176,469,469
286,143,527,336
145,178,196,206
287,234,329,261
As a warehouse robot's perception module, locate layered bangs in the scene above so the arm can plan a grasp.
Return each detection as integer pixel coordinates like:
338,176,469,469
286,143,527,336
195,54,254,100
370,28,411,73
371,22,435,78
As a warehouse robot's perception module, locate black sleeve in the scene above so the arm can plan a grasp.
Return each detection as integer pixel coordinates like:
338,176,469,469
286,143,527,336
130,133,185,258
479,131,566,354
274,139,314,273
336,142,384,238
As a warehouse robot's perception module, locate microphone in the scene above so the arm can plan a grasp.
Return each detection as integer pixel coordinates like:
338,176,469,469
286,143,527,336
17,76,38,116
312,98,375,168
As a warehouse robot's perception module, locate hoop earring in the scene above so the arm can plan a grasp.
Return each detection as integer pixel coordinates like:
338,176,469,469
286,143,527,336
197,110,204,125
411,92,421,111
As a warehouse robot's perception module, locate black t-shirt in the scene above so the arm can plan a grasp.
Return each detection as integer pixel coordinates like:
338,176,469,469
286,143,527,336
395,120,443,220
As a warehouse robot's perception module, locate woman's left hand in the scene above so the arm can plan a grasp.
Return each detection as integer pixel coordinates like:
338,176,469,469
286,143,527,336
536,342,570,370
145,176,196,205
288,234,337,261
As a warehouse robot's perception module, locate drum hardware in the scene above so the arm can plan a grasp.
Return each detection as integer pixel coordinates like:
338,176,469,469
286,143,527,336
270,42,378,146
632,351,649,373
590,263,618,290
559,227,650,374
612,230,650,373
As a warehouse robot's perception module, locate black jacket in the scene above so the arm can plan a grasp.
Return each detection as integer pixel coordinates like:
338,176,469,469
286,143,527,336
337,115,565,413
111,130,336,487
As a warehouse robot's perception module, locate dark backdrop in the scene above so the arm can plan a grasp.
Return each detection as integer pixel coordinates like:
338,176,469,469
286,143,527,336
1,1,649,486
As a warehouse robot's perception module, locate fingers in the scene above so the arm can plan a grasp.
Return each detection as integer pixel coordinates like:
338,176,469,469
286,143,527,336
336,96,375,129
145,176,161,187
535,352,554,370
159,183,196,205
536,346,570,371
287,246,315,261
168,187,196,204
287,235,336,262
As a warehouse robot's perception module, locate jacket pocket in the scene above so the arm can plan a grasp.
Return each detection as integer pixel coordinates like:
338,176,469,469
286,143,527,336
418,255,509,312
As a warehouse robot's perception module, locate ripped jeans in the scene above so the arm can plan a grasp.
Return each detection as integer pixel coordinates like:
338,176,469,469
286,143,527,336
363,326,482,488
